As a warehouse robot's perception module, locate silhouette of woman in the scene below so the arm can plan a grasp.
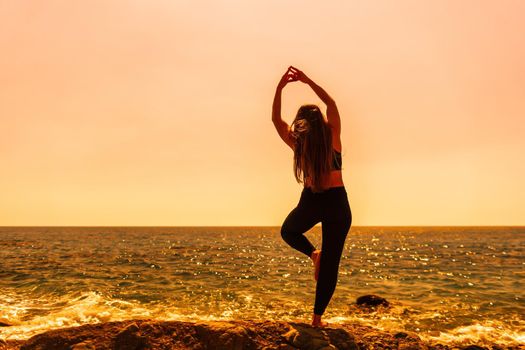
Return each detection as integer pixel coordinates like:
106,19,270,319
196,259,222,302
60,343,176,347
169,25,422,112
272,66,352,327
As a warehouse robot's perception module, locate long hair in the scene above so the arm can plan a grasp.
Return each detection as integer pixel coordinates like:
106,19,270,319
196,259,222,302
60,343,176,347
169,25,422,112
290,104,333,193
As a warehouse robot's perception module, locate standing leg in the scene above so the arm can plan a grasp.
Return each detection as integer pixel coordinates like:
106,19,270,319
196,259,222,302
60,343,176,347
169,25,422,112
280,199,320,258
313,215,351,316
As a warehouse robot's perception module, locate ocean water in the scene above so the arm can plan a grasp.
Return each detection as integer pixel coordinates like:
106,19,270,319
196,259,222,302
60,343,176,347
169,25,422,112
0,226,523,347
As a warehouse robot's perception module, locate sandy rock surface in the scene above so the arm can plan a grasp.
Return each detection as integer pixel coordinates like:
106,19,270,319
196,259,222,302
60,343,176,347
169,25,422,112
2,319,520,350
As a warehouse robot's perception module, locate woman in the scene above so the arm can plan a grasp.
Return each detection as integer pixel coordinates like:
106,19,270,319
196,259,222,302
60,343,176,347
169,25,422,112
272,66,352,327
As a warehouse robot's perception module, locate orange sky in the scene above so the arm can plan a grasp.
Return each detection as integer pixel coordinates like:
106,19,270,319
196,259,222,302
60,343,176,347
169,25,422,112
1,1,524,226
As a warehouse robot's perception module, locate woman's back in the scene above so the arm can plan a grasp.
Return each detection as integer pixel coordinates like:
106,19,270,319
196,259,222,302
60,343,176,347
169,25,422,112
303,124,344,190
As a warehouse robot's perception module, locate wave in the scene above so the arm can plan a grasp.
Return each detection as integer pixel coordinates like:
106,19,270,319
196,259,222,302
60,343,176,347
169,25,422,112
2,291,524,348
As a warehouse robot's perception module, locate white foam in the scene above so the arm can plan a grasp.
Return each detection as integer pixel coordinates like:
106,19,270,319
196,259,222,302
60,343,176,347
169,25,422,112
423,321,525,347
1,291,524,347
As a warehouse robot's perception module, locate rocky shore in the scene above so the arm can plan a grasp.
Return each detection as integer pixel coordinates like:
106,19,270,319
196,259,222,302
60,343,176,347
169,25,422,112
1,296,522,350
1,318,522,350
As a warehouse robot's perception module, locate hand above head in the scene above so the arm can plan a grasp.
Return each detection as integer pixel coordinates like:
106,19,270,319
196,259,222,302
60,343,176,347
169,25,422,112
289,66,311,84
277,66,299,88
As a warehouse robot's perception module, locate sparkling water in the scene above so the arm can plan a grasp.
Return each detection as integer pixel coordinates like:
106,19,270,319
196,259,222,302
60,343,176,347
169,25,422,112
0,226,523,346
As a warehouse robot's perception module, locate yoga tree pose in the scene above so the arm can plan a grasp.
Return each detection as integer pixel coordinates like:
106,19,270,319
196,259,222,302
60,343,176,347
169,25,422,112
272,66,352,327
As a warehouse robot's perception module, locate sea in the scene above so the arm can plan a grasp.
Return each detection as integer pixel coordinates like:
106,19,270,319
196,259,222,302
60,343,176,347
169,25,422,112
0,226,523,347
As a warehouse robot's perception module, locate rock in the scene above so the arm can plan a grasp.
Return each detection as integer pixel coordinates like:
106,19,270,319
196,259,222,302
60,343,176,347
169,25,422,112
323,328,358,350
356,295,390,307
398,343,428,350
393,331,420,340
193,321,255,350
462,346,487,350
113,323,148,350
70,341,96,350
283,324,330,349
261,345,296,350
394,332,410,339
0,322,11,327
392,330,425,350
4,318,512,350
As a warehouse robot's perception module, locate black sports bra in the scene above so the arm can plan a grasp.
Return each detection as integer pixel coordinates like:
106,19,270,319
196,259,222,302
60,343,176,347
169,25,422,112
332,149,342,170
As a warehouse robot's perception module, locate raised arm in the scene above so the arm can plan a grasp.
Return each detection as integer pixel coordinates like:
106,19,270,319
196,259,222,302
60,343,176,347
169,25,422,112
289,66,341,136
272,67,297,150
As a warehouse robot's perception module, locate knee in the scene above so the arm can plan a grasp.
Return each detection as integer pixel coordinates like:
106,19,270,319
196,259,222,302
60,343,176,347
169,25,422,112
280,225,291,241
281,223,300,242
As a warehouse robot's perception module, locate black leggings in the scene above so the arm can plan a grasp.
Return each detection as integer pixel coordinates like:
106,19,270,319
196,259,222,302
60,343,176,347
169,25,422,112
280,186,352,316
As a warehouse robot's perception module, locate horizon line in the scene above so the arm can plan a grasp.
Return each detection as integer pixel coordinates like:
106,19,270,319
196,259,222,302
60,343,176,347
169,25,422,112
1,225,524,228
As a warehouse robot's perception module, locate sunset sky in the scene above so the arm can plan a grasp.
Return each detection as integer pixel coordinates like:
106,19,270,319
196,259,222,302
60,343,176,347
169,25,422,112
1,1,524,226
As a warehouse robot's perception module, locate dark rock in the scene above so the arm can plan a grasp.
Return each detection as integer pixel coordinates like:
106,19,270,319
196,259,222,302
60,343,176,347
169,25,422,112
273,345,296,350
193,321,255,350
323,327,358,350
393,331,420,340
70,341,97,350
398,343,428,350
4,319,514,350
0,322,11,327
113,323,148,350
282,323,359,350
395,331,410,339
356,294,390,307
283,324,330,349
393,330,425,350
0,338,25,350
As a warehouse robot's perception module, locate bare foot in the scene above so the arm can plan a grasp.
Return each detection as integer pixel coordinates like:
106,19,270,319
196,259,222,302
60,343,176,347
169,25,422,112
312,320,329,327
310,249,321,281
311,314,329,327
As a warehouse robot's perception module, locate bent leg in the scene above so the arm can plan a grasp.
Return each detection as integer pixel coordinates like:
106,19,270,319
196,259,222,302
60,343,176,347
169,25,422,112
280,203,319,258
313,218,351,315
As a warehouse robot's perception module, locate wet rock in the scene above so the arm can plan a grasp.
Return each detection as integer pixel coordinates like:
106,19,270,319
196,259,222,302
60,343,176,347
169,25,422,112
356,294,390,307
358,330,396,349
394,331,410,339
0,338,25,350
394,331,421,341
391,330,426,350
